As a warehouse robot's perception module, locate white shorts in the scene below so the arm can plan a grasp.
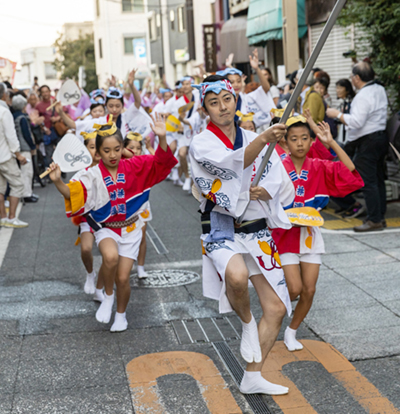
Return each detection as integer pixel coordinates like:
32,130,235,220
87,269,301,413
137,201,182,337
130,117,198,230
79,222,93,234
280,253,322,266
166,132,178,146
243,253,263,277
94,226,142,260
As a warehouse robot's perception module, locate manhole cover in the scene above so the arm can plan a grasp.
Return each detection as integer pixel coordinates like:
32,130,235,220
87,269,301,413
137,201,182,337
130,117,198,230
131,270,200,288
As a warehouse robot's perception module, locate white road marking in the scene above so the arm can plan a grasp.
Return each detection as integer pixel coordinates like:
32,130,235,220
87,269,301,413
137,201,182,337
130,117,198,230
321,227,400,236
0,203,22,268
93,256,202,271
146,222,169,255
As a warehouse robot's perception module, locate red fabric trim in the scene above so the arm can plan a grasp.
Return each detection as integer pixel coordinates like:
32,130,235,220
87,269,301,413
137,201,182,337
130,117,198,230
81,181,88,204
206,122,234,150
183,95,189,104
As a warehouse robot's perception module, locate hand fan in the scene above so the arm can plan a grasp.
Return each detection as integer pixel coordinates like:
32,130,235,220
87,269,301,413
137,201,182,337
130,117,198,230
286,207,324,227
47,80,82,111
178,101,194,115
39,133,93,178
166,115,180,132
57,80,82,106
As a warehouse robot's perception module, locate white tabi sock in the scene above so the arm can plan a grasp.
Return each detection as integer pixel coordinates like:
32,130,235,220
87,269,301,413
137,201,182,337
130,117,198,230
284,326,303,351
110,312,128,332
84,270,96,295
182,177,191,192
95,292,114,324
93,288,105,303
137,265,148,279
240,314,262,364
239,371,289,395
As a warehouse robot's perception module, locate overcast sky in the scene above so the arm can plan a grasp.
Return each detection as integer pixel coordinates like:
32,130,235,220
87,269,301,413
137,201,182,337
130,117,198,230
0,0,94,65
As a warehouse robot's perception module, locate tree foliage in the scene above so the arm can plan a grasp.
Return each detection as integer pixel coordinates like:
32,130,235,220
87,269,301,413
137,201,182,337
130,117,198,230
339,0,400,111
53,34,98,93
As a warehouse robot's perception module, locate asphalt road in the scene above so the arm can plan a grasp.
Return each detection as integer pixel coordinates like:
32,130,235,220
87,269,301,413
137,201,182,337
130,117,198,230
0,178,400,414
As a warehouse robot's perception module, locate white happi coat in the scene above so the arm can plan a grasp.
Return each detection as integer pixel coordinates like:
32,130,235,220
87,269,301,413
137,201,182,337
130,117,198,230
172,93,201,148
247,86,276,128
189,125,294,314
76,104,149,139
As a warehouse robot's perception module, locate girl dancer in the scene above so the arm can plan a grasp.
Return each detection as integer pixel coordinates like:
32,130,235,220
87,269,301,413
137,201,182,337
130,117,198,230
71,131,104,301
48,114,177,332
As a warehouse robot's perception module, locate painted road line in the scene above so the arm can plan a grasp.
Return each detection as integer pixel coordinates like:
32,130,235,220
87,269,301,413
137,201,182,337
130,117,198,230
93,256,203,271
321,227,400,235
126,351,242,414
265,340,399,413
144,259,203,270
0,203,22,267
126,340,400,414
146,222,169,254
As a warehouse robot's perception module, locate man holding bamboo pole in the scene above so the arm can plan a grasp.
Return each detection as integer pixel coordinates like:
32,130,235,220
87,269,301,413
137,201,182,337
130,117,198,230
189,75,295,394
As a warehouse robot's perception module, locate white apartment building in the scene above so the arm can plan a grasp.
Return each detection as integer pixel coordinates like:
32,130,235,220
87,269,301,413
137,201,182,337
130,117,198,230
17,47,59,90
93,0,214,89
93,0,151,88
62,21,94,41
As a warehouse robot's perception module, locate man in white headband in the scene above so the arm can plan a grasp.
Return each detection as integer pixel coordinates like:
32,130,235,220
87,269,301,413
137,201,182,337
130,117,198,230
189,74,295,395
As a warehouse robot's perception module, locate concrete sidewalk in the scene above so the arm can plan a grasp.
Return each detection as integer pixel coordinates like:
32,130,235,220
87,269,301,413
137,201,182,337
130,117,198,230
0,181,399,413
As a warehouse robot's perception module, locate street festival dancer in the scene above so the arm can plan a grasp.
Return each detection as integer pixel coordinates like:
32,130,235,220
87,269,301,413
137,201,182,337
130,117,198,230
271,116,364,352
48,114,177,332
189,75,295,395
69,130,104,302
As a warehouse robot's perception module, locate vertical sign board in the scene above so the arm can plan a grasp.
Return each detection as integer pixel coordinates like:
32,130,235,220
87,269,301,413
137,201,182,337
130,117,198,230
203,24,217,73
133,38,147,66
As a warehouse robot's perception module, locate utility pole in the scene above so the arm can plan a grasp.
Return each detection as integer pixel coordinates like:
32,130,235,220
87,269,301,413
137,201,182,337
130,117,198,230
282,0,300,73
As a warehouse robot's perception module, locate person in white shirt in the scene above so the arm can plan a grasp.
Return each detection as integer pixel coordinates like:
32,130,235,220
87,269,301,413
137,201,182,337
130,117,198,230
246,50,278,130
0,83,29,228
327,62,388,232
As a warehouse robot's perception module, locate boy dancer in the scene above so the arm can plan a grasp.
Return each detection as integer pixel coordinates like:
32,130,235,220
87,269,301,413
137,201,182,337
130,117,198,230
189,75,294,395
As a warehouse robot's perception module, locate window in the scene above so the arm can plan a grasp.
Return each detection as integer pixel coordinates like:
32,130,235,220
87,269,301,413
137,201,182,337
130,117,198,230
156,13,161,37
99,38,103,59
122,0,144,12
96,0,100,16
178,6,186,32
148,16,157,41
44,63,57,80
124,37,134,54
170,10,175,31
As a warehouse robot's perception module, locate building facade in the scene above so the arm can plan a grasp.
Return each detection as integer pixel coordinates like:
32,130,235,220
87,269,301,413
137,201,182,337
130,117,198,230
147,0,214,85
16,47,58,90
93,0,151,88
62,21,94,42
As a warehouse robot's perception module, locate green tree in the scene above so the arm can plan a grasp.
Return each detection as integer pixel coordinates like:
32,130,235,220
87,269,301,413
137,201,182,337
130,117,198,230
339,0,400,111
53,34,98,93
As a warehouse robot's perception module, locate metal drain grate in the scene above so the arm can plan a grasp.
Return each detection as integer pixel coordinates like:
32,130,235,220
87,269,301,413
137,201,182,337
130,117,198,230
213,342,273,414
171,316,242,344
170,317,273,414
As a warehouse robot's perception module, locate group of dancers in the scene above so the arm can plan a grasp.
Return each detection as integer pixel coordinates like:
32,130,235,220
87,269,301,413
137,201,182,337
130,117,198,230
46,58,364,395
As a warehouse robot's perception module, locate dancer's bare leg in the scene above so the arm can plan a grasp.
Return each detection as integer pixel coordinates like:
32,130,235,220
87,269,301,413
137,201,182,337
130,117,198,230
225,254,260,364
239,273,288,395
137,225,148,278
283,262,319,351
111,256,134,332
96,238,119,323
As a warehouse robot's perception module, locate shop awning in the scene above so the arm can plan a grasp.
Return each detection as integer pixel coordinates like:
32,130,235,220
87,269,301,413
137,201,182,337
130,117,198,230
220,16,263,64
246,0,307,46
